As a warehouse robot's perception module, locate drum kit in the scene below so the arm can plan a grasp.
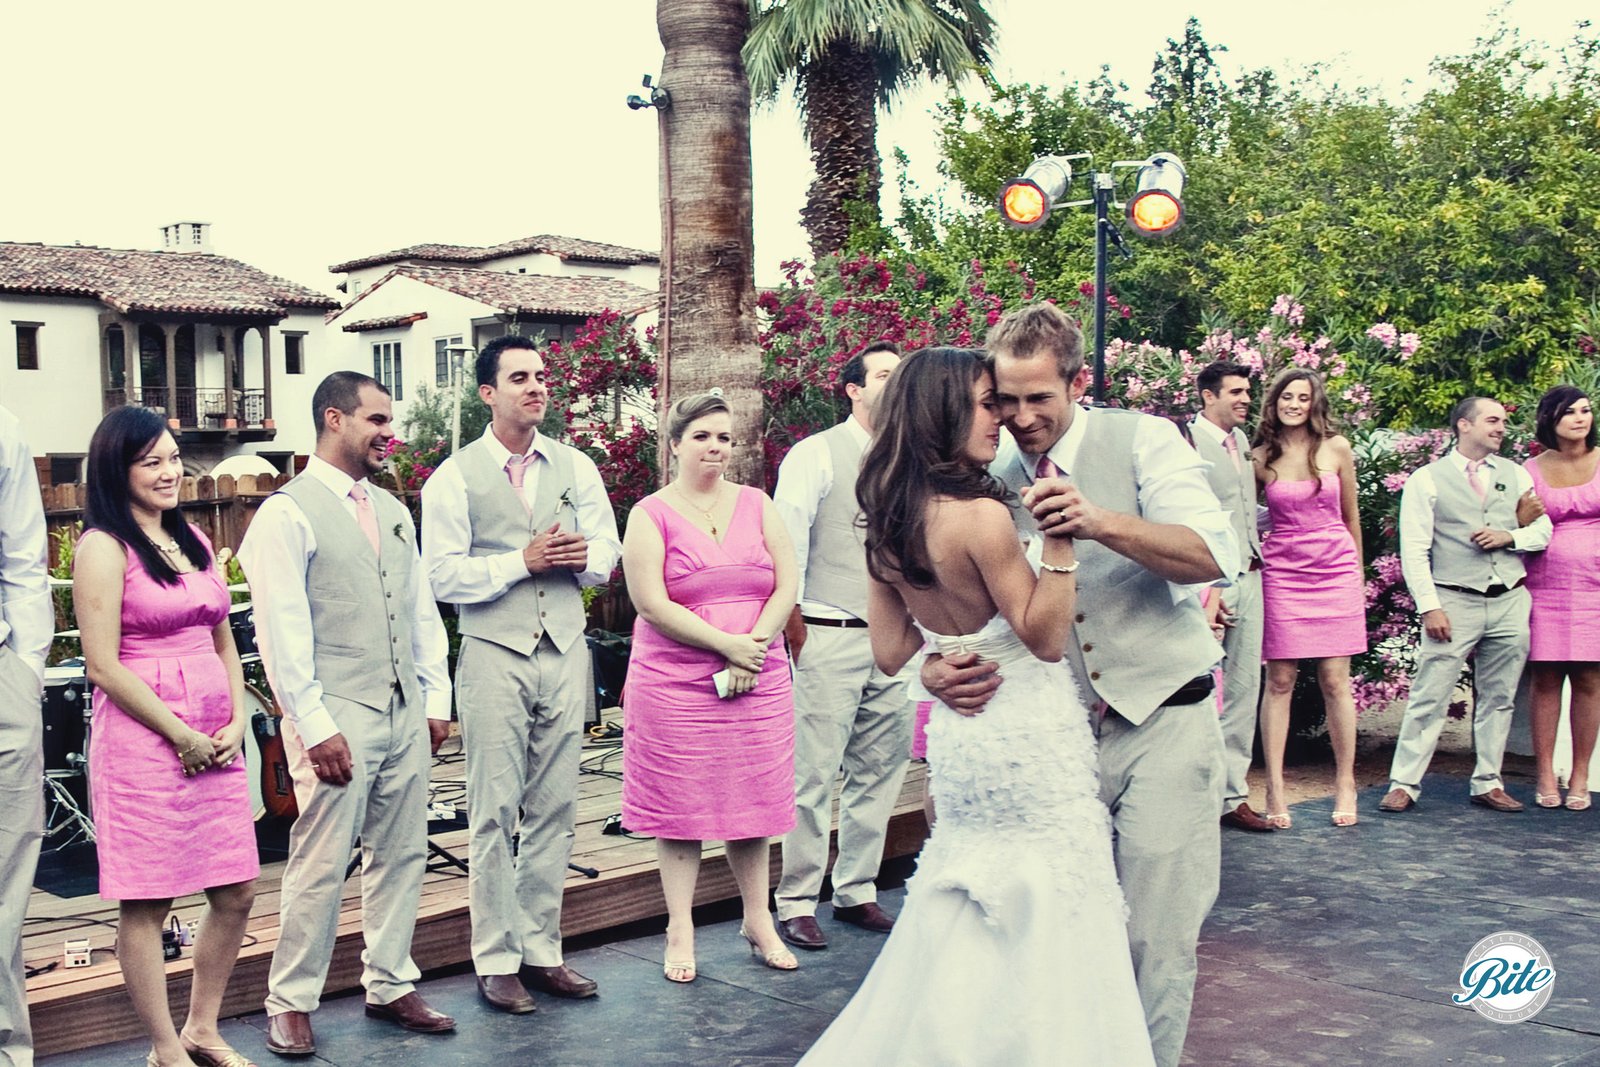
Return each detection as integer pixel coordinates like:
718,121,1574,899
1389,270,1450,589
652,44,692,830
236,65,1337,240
40,583,290,852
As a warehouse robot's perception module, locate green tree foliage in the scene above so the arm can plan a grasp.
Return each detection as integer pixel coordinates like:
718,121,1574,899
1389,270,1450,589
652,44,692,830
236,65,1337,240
892,18,1600,423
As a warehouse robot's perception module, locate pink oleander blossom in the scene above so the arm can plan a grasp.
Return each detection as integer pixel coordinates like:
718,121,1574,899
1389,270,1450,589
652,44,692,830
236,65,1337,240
1366,323,1399,349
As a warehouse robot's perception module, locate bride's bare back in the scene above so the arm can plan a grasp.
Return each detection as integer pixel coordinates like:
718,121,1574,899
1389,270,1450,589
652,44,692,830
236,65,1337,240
894,496,1012,636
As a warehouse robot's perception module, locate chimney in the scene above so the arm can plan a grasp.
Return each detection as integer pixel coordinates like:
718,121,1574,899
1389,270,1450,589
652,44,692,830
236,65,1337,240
160,222,213,254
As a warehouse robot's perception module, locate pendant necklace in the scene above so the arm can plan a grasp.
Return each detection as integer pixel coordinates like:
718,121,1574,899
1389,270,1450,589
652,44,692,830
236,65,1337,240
672,483,721,537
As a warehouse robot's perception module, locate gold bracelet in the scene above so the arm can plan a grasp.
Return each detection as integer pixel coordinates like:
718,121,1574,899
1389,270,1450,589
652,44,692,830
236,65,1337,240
1040,560,1080,574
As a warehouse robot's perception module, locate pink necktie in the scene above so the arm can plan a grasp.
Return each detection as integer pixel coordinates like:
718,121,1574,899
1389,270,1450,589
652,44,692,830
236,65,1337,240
1223,434,1241,471
505,453,536,512
1035,456,1060,481
348,482,380,553
1466,459,1488,501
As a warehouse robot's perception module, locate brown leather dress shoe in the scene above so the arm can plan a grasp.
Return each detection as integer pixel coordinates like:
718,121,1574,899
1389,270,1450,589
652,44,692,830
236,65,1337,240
265,1011,315,1057
1378,788,1415,813
520,964,598,999
364,991,456,1033
1221,803,1276,832
832,901,895,933
1471,787,1525,813
777,915,828,950
478,973,538,1014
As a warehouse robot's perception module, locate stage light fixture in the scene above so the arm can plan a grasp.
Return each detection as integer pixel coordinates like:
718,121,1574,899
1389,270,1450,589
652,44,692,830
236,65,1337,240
997,156,1076,230
1125,153,1187,237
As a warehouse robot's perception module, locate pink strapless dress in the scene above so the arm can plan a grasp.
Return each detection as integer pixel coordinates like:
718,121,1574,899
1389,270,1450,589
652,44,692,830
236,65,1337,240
87,527,258,899
1523,457,1600,661
1260,472,1368,660
621,487,796,840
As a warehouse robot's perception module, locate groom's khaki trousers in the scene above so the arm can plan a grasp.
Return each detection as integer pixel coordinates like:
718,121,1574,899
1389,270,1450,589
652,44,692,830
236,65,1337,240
1388,585,1530,799
1218,569,1264,813
456,634,586,975
265,691,429,1015
1097,699,1225,1067
0,646,42,1067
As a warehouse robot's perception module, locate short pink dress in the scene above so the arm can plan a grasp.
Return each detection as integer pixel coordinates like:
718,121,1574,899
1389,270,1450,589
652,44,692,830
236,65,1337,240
1523,456,1600,661
1260,472,1368,660
621,487,796,840
87,528,258,899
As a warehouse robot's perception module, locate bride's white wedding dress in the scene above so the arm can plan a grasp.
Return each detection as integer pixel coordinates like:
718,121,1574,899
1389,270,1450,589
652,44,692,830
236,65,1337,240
797,615,1155,1066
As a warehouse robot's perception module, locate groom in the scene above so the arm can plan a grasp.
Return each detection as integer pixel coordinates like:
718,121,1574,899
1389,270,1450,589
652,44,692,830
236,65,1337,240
923,304,1234,1067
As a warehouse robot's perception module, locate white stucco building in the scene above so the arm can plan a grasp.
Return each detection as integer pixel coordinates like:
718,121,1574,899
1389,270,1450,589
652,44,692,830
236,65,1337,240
0,225,340,479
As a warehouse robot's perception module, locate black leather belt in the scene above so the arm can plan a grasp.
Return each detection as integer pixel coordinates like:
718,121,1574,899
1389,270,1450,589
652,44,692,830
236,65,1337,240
1108,674,1215,719
1248,557,1262,572
802,615,869,629
1435,579,1525,598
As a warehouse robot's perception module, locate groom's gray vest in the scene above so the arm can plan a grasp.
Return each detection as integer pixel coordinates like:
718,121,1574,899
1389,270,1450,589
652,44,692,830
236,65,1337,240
1189,418,1261,576
276,475,421,712
452,435,587,655
1422,454,1526,591
995,408,1221,725
803,422,870,620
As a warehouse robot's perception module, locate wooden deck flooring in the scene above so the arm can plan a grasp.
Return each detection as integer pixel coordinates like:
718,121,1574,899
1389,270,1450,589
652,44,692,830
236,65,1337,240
23,734,929,1057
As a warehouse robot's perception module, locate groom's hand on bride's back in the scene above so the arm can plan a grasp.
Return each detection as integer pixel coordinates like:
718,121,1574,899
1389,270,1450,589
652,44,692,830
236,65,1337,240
922,652,1001,716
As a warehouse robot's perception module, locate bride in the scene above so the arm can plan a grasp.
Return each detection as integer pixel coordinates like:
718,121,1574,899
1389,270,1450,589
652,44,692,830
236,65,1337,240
797,347,1154,1065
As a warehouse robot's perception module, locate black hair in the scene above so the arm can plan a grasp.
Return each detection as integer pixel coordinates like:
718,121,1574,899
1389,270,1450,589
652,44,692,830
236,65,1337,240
1197,359,1251,399
858,347,1010,588
84,406,210,586
1449,397,1491,441
838,341,902,395
477,335,541,388
1534,385,1598,451
312,370,387,436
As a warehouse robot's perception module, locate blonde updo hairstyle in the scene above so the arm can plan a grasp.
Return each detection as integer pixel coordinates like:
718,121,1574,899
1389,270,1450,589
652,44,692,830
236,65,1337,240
666,390,732,473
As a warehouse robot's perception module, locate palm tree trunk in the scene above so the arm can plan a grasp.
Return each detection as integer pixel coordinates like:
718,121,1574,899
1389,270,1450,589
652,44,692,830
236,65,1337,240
657,0,764,487
801,40,880,261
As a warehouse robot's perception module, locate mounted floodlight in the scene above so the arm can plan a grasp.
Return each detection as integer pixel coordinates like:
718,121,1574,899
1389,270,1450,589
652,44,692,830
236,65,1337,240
997,155,1076,230
1126,152,1187,237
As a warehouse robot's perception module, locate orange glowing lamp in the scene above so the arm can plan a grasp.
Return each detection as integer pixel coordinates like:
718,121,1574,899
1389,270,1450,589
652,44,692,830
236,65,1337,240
1125,153,1187,237
996,156,1075,230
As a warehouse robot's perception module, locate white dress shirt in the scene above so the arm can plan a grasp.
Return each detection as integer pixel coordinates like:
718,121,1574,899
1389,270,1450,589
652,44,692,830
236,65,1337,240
421,425,622,604
0,405,51,683
772,414,870,620
238,456,452,749
1017,405,1239,603
1399,449,1553,615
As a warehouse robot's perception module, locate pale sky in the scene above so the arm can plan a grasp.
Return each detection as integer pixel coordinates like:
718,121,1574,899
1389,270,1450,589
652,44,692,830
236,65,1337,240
1,1,1589,293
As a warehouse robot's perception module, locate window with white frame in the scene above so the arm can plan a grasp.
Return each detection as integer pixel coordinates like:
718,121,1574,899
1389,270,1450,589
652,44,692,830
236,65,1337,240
373,341,403,400
13,322,41,370
435,335,465,385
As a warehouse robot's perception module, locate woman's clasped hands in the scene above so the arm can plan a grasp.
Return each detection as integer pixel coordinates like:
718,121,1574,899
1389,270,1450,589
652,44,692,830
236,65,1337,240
721,631,771,696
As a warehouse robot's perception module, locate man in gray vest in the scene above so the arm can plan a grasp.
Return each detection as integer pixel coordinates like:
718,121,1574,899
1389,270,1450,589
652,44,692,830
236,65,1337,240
772,342,912,950
1190,360,1274,833
241,372,456,1056
0,404,48,1067
1380,397,1550,814
422,335,621,1013
923,305,1234,1067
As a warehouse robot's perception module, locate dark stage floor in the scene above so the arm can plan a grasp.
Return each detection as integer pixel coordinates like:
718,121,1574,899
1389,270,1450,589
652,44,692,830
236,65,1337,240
42,775,1600,1066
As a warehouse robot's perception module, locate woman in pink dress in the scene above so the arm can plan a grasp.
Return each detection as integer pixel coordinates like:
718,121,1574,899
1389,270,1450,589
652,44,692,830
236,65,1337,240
1523,385,1600,811
74,407,258,1067
621,391,799,983
1252,369,1367,829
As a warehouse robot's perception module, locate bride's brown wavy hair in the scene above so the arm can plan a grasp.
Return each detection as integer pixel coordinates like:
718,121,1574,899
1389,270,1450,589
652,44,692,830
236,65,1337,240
1253,368,1337,484
858,347,1011,589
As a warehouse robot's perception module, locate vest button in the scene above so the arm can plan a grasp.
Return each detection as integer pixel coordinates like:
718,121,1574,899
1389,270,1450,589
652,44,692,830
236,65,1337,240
1075,613,1086,623
538,590,545,597
1090,671,1101,680
389,614,396,621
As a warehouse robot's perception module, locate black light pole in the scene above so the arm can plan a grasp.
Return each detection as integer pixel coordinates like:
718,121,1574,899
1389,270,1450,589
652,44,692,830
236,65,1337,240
1091,173,1112,404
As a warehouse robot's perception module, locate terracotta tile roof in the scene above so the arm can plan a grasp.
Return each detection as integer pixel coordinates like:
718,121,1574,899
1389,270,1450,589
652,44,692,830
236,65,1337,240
379,265,657,318
0,241,340,317
330,233,659,273
342,312,428,333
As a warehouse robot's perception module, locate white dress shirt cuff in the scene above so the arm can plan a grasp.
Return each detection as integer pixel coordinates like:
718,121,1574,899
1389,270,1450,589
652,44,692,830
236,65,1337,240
489,549,529,591
295,707,342,750
424,691,452,722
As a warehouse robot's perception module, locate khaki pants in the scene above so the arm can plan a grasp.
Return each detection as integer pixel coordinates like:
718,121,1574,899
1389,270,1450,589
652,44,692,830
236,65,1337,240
265,690,428,1014
456,635,587,974
0,647,42,1067
1218,569,1264,811
777,625,912,920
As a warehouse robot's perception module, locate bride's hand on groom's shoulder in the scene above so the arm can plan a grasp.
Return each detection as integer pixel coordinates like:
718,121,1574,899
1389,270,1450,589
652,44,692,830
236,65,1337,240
922,652,1001,717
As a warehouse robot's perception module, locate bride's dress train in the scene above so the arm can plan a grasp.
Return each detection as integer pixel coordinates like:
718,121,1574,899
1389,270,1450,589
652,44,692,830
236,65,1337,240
797,615,1154,1066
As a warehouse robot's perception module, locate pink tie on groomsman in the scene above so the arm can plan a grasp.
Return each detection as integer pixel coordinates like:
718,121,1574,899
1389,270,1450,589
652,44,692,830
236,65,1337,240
1465,458,1489,501
1035,455,1061,481
348,482,380,554
1222,433,1241,471
505,452,537,512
